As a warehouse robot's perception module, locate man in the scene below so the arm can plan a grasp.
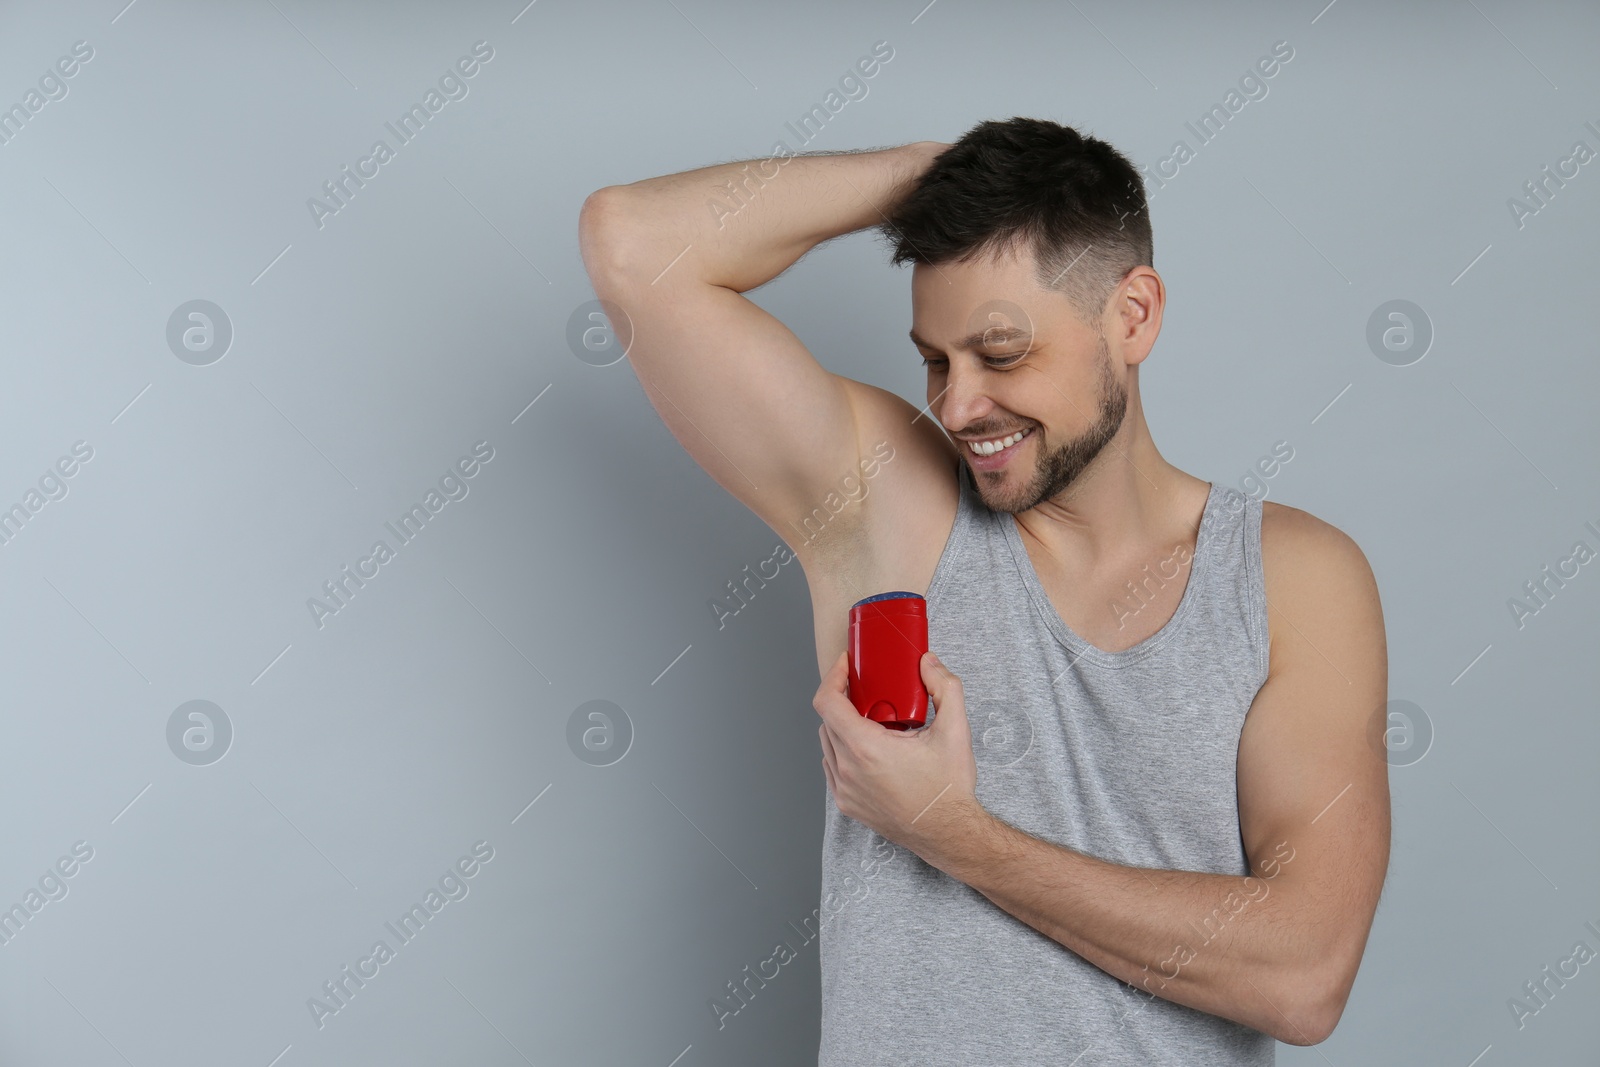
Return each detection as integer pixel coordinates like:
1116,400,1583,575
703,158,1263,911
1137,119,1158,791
578,117,1389,1064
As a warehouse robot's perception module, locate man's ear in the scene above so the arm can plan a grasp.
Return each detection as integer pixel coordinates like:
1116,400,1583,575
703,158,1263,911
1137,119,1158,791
1116,268,1163,366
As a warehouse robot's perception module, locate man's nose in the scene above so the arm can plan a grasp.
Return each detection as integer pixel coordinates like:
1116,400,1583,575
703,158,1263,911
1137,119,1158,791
936,360,994,433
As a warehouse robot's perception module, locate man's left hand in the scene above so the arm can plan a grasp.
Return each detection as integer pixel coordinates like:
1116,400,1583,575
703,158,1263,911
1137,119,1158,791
815,648,985,859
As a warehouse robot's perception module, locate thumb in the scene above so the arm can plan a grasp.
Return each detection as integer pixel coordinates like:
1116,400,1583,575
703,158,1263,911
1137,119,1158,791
920,651,967,730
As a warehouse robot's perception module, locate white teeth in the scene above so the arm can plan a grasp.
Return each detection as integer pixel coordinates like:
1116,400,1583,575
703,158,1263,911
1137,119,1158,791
969,428,1029,455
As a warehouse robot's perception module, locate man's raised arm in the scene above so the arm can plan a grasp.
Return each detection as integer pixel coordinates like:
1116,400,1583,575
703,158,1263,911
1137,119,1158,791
576,142,946,552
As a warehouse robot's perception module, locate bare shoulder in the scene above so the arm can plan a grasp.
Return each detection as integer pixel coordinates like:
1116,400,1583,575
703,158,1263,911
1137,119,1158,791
1257,499,1385,666
789,377,958,566
1259,500,1378,586
845,378,961,536
791,377,961,675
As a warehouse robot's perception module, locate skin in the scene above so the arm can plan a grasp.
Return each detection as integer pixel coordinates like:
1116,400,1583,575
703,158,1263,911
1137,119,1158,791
910,264,1127,518
579,141,1390,1048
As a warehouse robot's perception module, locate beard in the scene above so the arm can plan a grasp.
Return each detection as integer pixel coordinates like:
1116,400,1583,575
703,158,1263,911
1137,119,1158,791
967,332,1129,515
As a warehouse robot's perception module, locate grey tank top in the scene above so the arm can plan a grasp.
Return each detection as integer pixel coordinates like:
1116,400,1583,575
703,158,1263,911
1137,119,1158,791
817,458,1274,1065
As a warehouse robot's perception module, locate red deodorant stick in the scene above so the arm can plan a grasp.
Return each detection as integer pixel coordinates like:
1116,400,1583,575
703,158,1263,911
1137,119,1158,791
847,591,929,730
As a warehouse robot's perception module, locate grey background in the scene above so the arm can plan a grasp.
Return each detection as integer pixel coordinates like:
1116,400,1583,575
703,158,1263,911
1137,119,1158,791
1,0,1596,1064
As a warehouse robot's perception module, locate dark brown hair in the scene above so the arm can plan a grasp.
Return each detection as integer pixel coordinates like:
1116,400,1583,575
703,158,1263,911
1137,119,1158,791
881,116,1152,326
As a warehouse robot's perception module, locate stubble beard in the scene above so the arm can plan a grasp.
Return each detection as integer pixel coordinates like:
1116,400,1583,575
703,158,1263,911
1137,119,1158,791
969,334,1129,515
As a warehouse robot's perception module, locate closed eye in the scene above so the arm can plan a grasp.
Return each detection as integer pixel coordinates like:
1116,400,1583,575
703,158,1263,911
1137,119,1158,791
920,354,1024,369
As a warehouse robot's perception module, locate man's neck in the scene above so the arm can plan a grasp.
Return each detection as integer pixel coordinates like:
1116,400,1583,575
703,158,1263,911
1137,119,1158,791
1013,419,1208,576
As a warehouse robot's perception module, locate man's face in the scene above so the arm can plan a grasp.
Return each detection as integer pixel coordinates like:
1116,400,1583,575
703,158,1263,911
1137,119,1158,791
909,248,1129,515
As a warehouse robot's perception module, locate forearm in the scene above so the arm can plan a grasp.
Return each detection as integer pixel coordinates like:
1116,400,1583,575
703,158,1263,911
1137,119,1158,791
926,810,1332,1045
582,141,939,293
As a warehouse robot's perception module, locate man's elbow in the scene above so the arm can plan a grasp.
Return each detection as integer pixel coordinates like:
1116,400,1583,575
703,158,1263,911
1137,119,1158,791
1276,962,1353,1046
578,186,641,283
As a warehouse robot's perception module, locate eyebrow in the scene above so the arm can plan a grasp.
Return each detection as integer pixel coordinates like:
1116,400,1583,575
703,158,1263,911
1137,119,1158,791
908,325,1035,354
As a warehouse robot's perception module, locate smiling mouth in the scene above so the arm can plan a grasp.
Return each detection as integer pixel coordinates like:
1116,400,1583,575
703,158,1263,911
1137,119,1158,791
964,426,1033,457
